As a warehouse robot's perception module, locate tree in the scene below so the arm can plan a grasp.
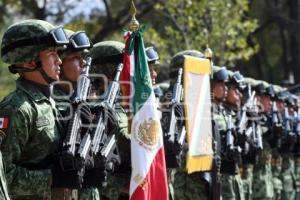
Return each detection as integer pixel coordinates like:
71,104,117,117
241,0,300,85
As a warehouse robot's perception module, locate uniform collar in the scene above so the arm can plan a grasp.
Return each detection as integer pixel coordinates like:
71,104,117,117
16,78,51,101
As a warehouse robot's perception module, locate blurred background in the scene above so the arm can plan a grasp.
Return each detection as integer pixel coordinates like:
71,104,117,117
0,0,299,98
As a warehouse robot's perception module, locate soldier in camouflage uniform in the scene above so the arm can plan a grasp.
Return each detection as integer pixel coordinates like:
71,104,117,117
220,70,245,200
51,29,100,200
252,82,274,200
280,154,296,200
0,19,69,199
271,151,283,200
163,50,210,200
294,157,300,199
279,94,297,200
211,66,230,200
87,41,130,200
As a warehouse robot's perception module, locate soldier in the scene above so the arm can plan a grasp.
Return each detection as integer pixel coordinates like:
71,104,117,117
295,156,300,200
252,82,274,200
86,41,130,200
211,66,230,200
271,151,282,200
51,29,100,200
0,19,69,199
221,70,245,200
163,50,211,200
280,93,297,200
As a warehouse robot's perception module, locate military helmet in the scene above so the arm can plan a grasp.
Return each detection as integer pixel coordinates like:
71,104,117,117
274,86,286,100
213,66,229,82
266,85,275,98
169,50,204,79
145,46,159,64
253,82,267,95
227,71,246,90
1,19,69,64
59,29,92,59
87,41,124,75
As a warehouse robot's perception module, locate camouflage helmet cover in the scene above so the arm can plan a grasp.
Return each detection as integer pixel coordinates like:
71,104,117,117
1,19,58,64
87,41,125,75
169,50,204,78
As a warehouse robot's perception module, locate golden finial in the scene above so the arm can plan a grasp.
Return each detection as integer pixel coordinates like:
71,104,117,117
129,0,140,31
204,44,213,60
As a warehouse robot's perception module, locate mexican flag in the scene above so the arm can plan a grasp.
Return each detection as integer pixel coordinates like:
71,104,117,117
121,29,168,200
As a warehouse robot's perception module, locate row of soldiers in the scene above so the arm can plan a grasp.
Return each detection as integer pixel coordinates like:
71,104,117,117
0,18,299,200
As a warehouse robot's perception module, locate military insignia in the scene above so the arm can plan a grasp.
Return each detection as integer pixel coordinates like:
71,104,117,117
134,118,159,150
36,116,50,127
0,117,9,129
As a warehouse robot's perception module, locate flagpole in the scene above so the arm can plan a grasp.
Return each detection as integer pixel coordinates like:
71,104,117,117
129,0,140,31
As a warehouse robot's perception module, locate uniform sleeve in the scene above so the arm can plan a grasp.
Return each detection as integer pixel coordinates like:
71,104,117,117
1,109,51,197
116,106,129,139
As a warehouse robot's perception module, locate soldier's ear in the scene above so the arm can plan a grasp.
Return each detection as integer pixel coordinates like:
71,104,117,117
22,61,37,69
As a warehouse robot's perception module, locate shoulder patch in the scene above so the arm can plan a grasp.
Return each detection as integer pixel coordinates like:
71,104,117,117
36,116,50,127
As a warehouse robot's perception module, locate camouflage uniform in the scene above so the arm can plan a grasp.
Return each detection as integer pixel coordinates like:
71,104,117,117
294,157,300,200
272,154,282,200
52,29,100,200
87,41,131,200
251,82,274,200
280,155,296,200
218,69,245,200
165,50,211,200
0,19,68,199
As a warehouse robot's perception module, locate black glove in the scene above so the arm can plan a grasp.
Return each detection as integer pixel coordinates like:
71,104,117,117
92,103,118,134
72,102,93,135
78,103,93,125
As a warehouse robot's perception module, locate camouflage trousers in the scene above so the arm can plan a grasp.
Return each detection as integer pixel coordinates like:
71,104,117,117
272,177,282,200
242,165,253,200
101,174,130,200
221,174,245,200
51,187,100,200
172,169,208,200
78,188,100,200
252,165,274,200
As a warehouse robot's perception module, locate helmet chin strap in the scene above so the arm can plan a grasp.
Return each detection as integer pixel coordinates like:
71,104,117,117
9,61,57,84
35,62,57,84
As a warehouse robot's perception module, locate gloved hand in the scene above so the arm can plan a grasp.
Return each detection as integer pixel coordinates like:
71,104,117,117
73,101,93,135
92,103,118,134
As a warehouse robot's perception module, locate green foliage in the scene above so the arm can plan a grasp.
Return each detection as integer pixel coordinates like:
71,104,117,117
156,0,259,67
0,0,264,98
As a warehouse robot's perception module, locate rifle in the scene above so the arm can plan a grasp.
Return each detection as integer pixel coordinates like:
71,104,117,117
52,57,92,188
226,115,241,161
83,63,123,187
163,68,186,168
211,120,221,200
237,91,256,134
284,107,292,134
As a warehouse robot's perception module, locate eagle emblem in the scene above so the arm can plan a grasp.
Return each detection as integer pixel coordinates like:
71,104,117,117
136,118,159,148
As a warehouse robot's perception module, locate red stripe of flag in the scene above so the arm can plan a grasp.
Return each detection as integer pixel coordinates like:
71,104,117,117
130,147,168,200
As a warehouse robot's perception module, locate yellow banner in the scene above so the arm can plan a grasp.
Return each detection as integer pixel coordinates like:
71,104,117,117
183,55,213,173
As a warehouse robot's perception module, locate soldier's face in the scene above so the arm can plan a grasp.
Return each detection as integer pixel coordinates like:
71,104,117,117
276,100,285,112
212,82,228,101
39,48,62,81
62,53,86,82
148,63,157,85
226,86,241,105
259,95,271,113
